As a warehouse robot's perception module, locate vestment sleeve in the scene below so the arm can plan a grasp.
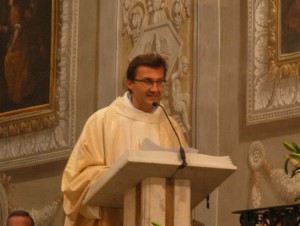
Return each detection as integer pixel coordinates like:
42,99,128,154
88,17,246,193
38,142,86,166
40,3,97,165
61,113,108,223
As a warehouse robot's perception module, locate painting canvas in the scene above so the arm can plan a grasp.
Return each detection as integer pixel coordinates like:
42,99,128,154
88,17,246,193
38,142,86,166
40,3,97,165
0,0,57,137
279,0,300,60
269,0,300,67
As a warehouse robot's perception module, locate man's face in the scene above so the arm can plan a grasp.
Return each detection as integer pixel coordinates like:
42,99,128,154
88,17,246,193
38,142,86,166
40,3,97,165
7,216,32,226
127,66,165,113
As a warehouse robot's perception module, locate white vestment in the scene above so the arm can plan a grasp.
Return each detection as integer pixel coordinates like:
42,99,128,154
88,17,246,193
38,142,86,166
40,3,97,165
61,92,188,226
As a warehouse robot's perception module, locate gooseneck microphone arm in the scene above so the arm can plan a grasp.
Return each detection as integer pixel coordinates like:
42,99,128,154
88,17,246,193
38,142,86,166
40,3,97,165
152,102,187,169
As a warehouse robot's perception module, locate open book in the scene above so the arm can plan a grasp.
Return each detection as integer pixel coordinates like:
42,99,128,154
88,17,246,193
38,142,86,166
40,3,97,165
139,138,235,169
140,137,198,153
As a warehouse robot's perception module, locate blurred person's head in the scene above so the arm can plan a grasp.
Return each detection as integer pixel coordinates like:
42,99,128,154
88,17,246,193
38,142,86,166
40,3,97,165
7,210,34,226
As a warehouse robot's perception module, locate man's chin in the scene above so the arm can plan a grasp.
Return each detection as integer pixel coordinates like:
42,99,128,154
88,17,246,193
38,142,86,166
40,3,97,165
148,99,159,105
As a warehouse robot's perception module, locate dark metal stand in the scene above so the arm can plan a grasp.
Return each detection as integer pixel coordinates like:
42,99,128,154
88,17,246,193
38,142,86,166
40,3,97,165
233,203,300,226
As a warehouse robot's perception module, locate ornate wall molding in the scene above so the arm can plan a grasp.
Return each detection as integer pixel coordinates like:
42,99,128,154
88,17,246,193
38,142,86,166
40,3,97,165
0,0,78,170
247,0,300,125
121,0,193,135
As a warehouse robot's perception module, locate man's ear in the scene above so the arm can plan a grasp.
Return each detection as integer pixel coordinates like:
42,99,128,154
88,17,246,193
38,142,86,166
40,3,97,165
126,79,133,90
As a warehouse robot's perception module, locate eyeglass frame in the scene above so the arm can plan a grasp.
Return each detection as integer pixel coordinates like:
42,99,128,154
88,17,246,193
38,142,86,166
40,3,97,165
132,78,166,87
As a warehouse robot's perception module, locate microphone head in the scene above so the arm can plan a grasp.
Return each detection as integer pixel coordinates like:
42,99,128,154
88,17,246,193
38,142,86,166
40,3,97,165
152,102,159,107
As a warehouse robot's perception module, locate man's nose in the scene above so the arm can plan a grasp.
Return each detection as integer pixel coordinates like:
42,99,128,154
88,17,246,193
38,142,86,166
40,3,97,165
149,82,160,91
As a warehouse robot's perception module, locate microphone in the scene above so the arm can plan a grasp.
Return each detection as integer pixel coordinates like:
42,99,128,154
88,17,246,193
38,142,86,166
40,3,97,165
152,102,187,169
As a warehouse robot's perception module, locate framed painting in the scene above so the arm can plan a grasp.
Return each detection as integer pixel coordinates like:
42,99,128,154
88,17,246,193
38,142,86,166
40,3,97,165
0,0,58,138
0,0,78,170
243,0,300,140
269,0,300,77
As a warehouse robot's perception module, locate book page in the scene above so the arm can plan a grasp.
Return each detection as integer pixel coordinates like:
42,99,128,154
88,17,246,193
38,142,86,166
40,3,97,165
139,138,236,167
139,138,198,153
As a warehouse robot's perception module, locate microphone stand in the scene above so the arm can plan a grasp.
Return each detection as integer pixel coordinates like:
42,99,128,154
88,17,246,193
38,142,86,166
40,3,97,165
153,102,187,169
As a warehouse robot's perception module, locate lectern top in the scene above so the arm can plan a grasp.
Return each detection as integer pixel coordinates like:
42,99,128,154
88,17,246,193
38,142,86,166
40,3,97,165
83,150,236,208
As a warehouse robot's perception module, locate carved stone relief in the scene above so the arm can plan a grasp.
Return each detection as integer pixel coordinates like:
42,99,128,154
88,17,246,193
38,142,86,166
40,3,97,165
248,141,299,208
247,0,300,125
0,182,8,226
0,0,78,170
121,0,193,135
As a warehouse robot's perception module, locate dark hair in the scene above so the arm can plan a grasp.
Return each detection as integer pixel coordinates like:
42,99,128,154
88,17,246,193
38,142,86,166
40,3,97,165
126,53,168,80
7,210,35,226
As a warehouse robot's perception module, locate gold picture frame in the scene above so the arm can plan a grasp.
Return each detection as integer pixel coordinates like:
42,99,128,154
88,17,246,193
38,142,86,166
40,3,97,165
0,0,58,138
268,0,300,78
242,0,300,140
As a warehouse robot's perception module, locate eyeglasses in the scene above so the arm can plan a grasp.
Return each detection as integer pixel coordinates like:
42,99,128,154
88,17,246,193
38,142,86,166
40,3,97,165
133,78,166,87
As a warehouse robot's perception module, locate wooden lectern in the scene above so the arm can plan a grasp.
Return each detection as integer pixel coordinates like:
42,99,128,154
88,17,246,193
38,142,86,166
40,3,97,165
83,150,236,226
